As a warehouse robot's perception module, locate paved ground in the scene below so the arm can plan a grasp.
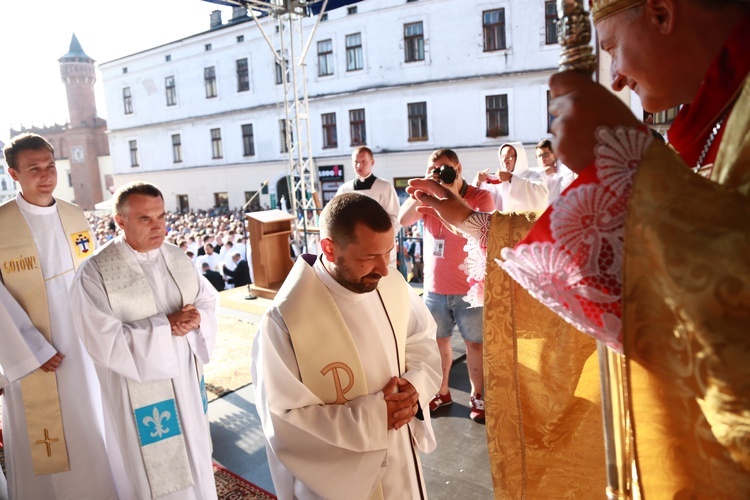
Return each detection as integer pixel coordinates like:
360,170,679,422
209,286,494,499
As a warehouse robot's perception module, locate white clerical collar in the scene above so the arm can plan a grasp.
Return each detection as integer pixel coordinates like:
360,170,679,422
313,255,369,302
16,193,57,215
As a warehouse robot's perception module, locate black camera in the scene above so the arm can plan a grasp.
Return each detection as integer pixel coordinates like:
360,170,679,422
437,165,457,184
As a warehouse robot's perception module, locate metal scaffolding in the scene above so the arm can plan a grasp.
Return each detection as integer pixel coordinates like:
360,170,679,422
205,0,348,251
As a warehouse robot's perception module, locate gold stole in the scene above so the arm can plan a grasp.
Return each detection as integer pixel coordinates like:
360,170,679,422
484,211,606,498
623,75,750,498
0,198,93,475
276,257,409,500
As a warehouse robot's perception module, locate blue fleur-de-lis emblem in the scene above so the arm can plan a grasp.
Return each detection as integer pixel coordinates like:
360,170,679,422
142,406,171,438
134,399,182,446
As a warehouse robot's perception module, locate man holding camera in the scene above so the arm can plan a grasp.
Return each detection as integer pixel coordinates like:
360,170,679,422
399,149,494,422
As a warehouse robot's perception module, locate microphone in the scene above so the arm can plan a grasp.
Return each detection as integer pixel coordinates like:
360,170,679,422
243,180,269,210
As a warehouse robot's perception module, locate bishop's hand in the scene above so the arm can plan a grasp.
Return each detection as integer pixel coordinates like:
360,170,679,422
548,71,642,173
406,178,477,229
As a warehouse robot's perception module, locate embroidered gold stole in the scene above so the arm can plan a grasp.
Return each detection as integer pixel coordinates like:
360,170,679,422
484,211,606,498
0,198,93,475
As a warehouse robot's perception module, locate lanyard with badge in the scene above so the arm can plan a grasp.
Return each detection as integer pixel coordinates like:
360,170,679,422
432,180,468,259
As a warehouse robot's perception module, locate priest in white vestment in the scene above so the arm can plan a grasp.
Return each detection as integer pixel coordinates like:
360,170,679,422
252,193,441,499
71,182,219,500
0,283,57,500
471,141,549,213
0,133,117,499
336,146,401,266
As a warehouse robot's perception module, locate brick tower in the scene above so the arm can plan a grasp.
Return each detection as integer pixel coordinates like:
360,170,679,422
58,34,107,209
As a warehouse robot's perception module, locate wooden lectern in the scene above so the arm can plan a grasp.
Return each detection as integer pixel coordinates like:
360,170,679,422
246,209,296,299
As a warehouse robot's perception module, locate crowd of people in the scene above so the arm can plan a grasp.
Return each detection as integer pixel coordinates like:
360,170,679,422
2,0,749,497
86,208,252,291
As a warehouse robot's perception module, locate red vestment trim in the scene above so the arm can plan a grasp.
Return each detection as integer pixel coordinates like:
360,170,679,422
668,13,750,167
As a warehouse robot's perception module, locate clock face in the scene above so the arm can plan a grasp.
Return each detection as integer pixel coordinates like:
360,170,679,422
72,146,85,163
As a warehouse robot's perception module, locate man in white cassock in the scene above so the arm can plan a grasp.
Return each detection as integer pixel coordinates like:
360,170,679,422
252,193,442,499
71,182,219,500
471,141,549,213
0,133,117,499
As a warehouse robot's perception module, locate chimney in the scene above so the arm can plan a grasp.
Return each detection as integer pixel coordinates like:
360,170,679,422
231,6,248,21
210,10,222,29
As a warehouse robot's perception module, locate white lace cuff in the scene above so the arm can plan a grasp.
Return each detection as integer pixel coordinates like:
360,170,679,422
497,126,652,352
458,212,492,308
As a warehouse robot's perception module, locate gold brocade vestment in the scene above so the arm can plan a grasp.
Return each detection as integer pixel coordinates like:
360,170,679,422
483,212,606,499
621,74,750,498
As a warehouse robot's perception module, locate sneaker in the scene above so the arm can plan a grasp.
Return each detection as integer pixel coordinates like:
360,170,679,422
428,392,453,412
470,394,485,423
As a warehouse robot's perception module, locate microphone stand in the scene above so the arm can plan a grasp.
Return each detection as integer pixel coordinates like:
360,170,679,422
241,181,268,300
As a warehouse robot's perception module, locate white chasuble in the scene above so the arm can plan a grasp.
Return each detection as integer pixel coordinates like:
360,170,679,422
252,255,441,500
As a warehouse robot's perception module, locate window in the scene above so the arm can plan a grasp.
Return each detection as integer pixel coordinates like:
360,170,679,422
165,76,177,106
486,94,509,137
211,128,223,159
236,58,250,92
122,67,128,74
177,194,189,213
205,66,217,98
205,43,212,51
237,35,244,43
483,9,507,51
129,140,139,167
165,54,171,62
347,6,357,14
2,179,7,190
67,172,72,187
321,13,328,21
244,191,261,211
317,39,334,77
172,134,182,163
404,22,425,62
279,119,292,153
407,102,428,141
545,1,559,45
275,51,289,85
241,124,255,156
349,108,366,146
346,33,363,71
322,113,338,149
214,192,229,209
123,87,133,114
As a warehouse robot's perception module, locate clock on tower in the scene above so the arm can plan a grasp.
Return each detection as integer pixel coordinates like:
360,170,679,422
72,146,85,163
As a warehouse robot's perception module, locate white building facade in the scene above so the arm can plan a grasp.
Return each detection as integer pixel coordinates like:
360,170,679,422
101,0,565,211
0,145,18,204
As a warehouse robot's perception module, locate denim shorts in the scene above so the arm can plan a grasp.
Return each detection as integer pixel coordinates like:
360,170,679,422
424,291,484,344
